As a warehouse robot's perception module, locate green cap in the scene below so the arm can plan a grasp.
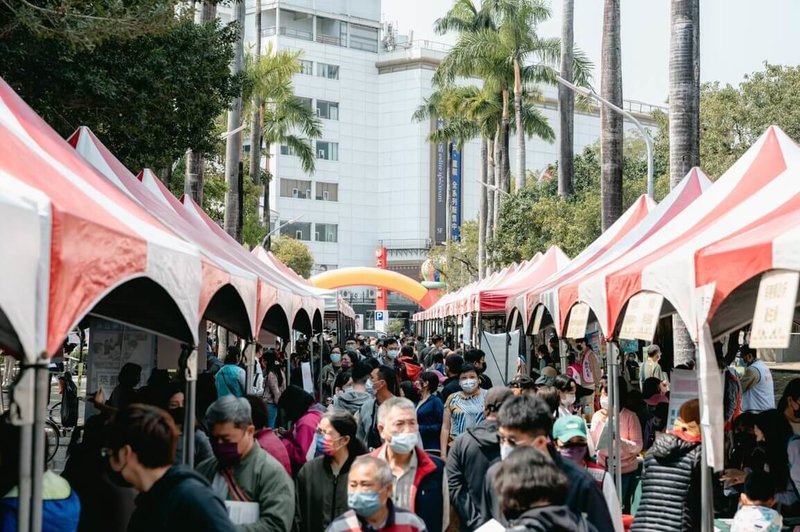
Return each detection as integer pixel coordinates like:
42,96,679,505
552,415,588,443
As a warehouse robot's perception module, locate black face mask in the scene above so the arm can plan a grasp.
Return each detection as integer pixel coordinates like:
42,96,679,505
105,453,133,488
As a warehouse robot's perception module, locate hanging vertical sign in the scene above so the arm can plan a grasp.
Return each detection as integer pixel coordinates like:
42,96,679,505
531,305,545,335
749,270,800,349
433,117,447,245
450,146,462,242
618,292,664,341
565,303,590,339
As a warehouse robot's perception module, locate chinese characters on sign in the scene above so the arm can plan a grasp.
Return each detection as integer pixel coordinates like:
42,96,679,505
566,303,590,339
618,292,664,341
433,118,447,244
450,147,462,242
750,270,799,349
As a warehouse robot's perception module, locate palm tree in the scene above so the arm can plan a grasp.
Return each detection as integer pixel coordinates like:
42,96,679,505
223,0,246,241
248,0,263,187
600,0,623,232
669,0,700,365
559,0,575,197
243,45,322,228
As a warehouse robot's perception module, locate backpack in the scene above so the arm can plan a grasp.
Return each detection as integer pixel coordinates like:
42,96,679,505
60,373,79,428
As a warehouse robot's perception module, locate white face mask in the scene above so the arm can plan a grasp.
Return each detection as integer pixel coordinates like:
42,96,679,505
600,395,609,410
460,378,479,393
561,393,576,407
389,432,418,454
500,443,514,461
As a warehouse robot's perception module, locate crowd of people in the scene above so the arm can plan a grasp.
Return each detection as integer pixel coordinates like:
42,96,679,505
0,329,797,531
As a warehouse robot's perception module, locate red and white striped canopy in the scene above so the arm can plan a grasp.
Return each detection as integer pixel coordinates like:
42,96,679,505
68,127,261,339
604,127,800,341
0,78,203,356
552,171,710,337
514,194,657,333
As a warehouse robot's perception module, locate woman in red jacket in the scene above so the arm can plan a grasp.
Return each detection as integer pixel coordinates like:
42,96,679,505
277,385,326,474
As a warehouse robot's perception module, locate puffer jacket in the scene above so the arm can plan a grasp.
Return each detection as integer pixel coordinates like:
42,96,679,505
632,433,702,532
506,505,595,532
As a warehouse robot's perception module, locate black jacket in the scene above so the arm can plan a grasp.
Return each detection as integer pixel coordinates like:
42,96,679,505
441,377,461,402
446,419,501,531
632,433,702,532
127,465,235,532
295,455,354,532
481,446,614,532
506,505,597,532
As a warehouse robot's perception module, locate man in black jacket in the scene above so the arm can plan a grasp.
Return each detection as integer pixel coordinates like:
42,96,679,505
480,394,616,532
440,354,464,402
105,404,235,532
447,386,514,531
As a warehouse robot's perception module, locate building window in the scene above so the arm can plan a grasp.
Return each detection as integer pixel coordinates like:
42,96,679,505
280,221,312,241
299,60,313,75
315,181,339,201
316,141,338,161
316,100,339,120
279,178,312,199
317,62,339,80
280,139,310,156
350,24,379,52
297,97,313,111
315,223,338,243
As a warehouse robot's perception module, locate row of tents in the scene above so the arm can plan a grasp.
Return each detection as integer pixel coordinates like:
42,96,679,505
414,123,800,484
0,78,354,530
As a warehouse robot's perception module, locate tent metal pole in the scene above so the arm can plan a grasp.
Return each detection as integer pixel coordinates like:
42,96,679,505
17,397,32,532
183,378,196,467
609,341,622,498
697,342,714,532
30,360,48,532
318,331,324,402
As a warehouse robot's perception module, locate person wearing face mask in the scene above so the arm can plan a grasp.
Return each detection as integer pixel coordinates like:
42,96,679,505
296,412,368,531
325,456,427,532
479,394,614,532
196,395,294,530
334,362,373,416
357,365,398,449
553,374,579,419
322,349,345,404
779,378,800,434
640,344,665,386
590,380,643,513
382,338,401,368
103,404,235,532
244,395,291,476
277,385,327,474
416,371,445,452
371,397,448,532
344,337,360,360
574,337,601,416
740,345,776,413
553,416,624,532
440,364,487,459
261,348,286,429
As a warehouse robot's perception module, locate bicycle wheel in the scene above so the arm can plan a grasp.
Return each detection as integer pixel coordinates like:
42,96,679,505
44,420,60,464
48,401,62,426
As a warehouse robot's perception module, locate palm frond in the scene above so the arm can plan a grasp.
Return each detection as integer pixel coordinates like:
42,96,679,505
285,135,315,174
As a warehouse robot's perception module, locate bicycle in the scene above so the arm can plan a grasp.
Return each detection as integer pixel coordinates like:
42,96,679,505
44,397,83,465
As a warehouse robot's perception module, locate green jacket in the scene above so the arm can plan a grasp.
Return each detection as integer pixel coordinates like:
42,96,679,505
196,444,295,532
294,455,354,532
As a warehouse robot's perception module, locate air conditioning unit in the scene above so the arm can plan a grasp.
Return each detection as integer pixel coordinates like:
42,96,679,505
315,108,321,116
305,189,312,198
322,190,329,200
295,230,303,239
318,149,325,158
291,188,299,198
315,232,321,241
367,289,376,298
341,290,351,298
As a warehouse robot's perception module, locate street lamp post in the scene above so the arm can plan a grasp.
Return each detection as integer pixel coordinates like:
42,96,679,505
555,75,656,199
261,214,305,248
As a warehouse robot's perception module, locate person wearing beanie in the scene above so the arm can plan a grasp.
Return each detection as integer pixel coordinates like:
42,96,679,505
632,399,703,531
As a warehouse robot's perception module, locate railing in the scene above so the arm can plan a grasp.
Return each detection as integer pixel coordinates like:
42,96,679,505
380,238,433,250
316,33,344,47
350,39,379,53
262,26,313,41
624,99,669,114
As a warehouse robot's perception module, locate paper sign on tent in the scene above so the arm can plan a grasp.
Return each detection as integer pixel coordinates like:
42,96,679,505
619,292,664,341
750,270,799,349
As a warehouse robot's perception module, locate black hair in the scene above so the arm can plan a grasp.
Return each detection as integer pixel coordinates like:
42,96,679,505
535,386,560,416
277,385,315,423
400,345,415,358
754,409,792,489
374,364,399,395
553,374,576,393
107,404,178,468
263,349,285,388
536,344,549,356
333,370,352,392
245,395,269,430
446,354,464,374
495,446,569,520
325,411,368,458
458,363,478,377
464,349,485,365
399,381,420,404
778,378,800,416
352,362,373,384
431,350,444,364
599,376,629,410
642,377,662,399
497,394,553,437
225,345,241,365
364,357,381,370
118,363,142,388
743,470,776,504
419,371,440,395
385,337,399,348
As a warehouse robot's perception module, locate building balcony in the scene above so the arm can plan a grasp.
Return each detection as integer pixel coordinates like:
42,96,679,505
262,26,313,41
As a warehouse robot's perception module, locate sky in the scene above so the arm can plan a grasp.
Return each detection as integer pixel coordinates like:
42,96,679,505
382,0,800,105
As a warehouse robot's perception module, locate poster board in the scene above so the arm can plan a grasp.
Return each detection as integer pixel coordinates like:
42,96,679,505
666,369,698,430
531,305,545,335
566,303,590,339
301,361,313,393
749,270,800,349
619,292,664,341
462,314,473,348
480,330,520,386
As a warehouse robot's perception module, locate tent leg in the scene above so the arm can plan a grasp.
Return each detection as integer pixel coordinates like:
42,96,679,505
30,361,48,532
183,379,196,467
17,422,32,532
697,342,714,531
609,341,622,498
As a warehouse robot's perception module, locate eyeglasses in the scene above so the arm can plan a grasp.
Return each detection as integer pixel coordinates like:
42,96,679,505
100,447,115,459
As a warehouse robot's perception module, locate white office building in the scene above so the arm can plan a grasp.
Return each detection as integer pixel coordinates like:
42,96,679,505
219,0,663,308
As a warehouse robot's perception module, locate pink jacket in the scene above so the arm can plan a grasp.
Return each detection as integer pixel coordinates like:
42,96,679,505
256,428,292,476
282,408,323,473
591,407,643,474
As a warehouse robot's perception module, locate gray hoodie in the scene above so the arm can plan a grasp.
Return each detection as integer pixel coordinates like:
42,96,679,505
332,390,370,416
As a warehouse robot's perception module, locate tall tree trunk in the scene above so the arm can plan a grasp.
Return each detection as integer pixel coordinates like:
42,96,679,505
670,0,701,366
493,127,502,231
558,0,575,197
478,136,488,279
486,137,495,242
224,0,246,242
185,0,216,205
249,0,263,190
500,87,511,195
600,0,623,232
513,59,525,192
262,139,272,230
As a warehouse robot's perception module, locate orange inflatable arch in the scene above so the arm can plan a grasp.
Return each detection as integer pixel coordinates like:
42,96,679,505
309,267,439,309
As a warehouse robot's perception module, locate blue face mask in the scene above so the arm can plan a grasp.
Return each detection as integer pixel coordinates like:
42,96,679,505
348,491,382,517
365,379,375,395
387,350,399,360
331,353,342,364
